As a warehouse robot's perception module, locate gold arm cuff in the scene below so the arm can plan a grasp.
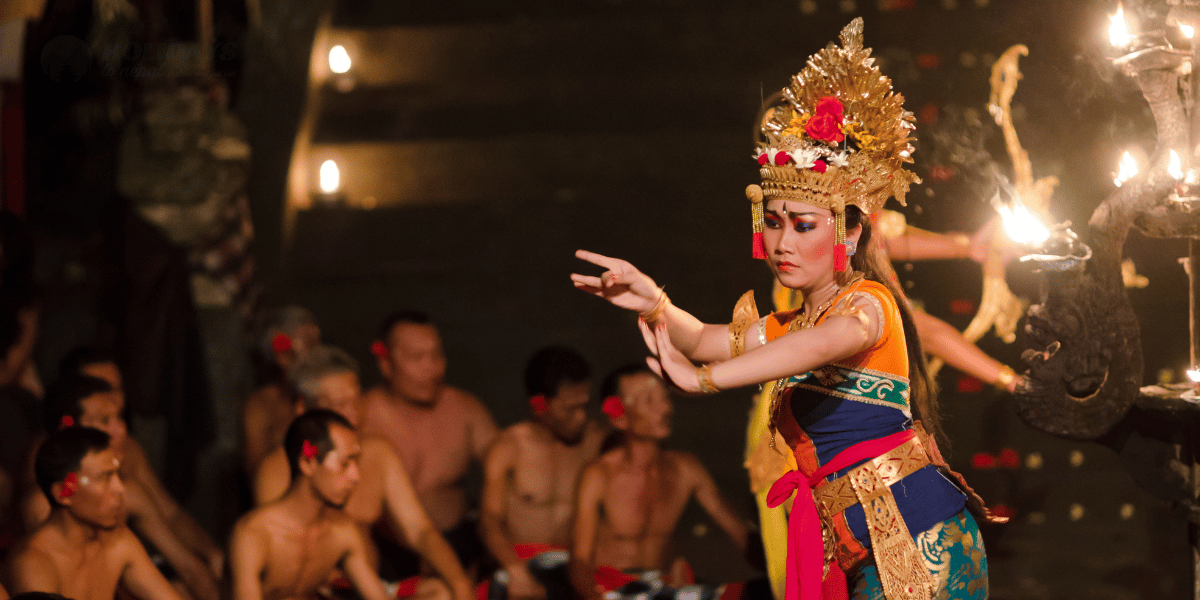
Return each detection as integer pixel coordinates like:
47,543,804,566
697,364,720,394
640,289,669,323
728,290,760,358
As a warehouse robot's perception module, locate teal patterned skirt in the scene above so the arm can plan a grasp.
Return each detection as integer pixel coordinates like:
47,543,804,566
849,510,988,600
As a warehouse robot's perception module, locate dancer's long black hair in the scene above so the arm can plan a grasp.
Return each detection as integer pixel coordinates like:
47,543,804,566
843,205,944,446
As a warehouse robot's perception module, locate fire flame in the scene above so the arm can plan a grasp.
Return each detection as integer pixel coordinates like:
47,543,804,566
998,201,1051,247
1187,368,1200,383
319,160,340,194
1109,5,1133,48
1169,150,1184,180
329,45,352,74
1182,23,1196,39
1113,151,1139,187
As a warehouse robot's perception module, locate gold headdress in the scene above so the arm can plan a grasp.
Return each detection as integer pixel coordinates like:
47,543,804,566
747,18,920,269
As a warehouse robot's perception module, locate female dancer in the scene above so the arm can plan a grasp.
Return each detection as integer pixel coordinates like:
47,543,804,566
571,19,996,600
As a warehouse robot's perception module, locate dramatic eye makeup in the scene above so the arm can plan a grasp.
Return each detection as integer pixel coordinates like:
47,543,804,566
765,209,819,232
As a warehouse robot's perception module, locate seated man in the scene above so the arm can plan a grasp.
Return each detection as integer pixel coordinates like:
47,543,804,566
57,347,226,572
363,311,498,576
231,409,446,600
26,375,221,600
480,346,607,600
242,306,322,476
254,347,473,600
569,367,748,600
5,427,184,600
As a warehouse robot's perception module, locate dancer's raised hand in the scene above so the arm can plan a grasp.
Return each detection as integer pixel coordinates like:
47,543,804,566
571,250,662,314
641,319,703,395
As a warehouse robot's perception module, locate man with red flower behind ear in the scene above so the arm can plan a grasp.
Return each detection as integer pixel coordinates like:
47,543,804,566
5,427,185,600
364,311,497,579
480,347,607,600
569,366,748,600
231,410,445,600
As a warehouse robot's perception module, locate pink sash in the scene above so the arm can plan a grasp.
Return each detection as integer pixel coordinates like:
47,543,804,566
766,429,916,600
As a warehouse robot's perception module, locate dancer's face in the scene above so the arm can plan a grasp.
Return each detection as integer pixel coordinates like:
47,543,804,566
762,199,839,293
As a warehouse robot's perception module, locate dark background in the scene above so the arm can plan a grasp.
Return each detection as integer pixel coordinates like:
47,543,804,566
16,0,1197,597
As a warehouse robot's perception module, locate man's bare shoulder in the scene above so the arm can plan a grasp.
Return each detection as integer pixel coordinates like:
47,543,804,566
500,421,538,444
360,436,401,470
440,386,483,410
7,537,59,590
662,450,710,481
8,532,57,571
233,502,285,539
323,509,368,549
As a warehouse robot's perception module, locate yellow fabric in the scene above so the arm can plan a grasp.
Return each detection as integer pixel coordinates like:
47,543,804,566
744,284,805,600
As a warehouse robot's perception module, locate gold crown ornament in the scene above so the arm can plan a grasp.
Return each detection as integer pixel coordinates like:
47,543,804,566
747,18,920,269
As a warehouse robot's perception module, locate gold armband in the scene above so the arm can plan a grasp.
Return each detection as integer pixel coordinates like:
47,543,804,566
728,290,760,358
952,233,971,259
697,364,721,394
994,365,1017,391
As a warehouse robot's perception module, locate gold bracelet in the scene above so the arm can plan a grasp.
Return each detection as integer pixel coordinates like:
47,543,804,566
640,289,669,323
952,234,971,259
994,365,1016,391
697,364,720,394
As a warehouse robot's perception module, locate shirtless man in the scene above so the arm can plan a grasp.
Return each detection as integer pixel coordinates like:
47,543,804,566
570,367,747,600
480,346,607,600
363,311,497,573
254,347,473,600
231,409,437,600
5,427,184,600
26,374,221,600
242,307,323,475
57,346,225,575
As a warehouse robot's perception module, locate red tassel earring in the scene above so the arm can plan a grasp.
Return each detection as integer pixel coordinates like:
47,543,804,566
746,185,767,259
833,210,848,271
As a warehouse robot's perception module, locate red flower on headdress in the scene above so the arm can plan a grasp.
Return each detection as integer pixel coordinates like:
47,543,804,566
811,160,828,173
772,152,791,166
757,153,769,166
271,333,293,353
805,113,845,144
529,395,548,414
602,396,625,421
61,472,79,498
302,439,319,460
813,96,844,121
371,341,389,359
60,415,74,429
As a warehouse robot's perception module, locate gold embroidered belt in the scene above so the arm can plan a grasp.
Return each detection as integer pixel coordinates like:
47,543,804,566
813,436,936,600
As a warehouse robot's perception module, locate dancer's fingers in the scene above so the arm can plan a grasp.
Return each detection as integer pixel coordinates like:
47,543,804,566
637,318,659,357
646,356,665,379
575,249,622,271
572,280,602,295
571,273,604,289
